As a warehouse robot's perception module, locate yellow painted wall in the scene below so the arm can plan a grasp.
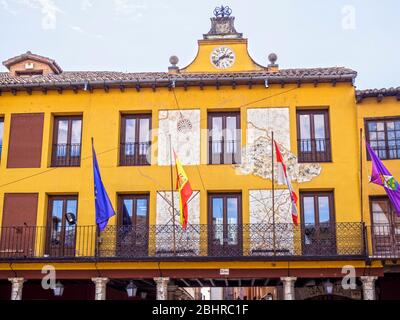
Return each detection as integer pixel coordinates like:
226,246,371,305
0,34,375,272
0,82,361,231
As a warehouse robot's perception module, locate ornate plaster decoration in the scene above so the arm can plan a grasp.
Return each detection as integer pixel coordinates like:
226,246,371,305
235,108,321,183
249,189,295,255
158,109,200,166
155,191,200,256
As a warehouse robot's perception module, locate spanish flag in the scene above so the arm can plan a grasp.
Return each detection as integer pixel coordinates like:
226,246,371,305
174,152,193,230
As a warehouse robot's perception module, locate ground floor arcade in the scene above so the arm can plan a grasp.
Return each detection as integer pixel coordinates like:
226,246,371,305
1,260,396,300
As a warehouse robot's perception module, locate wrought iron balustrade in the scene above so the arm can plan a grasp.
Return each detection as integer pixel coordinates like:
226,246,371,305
367,224,400,258
51,143,81,167
208,139,241,164
297,138,331,163
120,142,151,166
0,223,366,261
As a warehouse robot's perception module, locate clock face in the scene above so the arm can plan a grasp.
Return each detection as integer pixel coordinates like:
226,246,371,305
210,47,235,69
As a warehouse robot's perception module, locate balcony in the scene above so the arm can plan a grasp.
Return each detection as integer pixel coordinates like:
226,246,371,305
0,223,367,261
297,138,331,163
120,142,151,166
51,143,81,167
367,224,400,259
208,139,241,165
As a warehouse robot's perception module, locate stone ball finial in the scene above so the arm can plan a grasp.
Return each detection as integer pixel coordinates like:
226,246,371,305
169,55,179,66
268,53,278,65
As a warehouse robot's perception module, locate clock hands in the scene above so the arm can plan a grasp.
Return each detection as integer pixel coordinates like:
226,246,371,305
216,53,233,67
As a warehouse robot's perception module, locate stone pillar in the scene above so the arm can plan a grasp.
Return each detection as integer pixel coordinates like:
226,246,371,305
8,278,24,300
154,277,170,300
92,277,109,300
280,277,297,300
360,276,378,300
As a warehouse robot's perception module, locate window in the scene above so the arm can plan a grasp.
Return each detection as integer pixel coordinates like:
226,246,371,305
51,116,82,167
208,193,242,256
297,109,331,162
120,114,151,166
117,194,149,257
208,112,241,164
366,118,400,160
46,195,78,257
370,197,400,256
0,118,4,158
300,191,336,255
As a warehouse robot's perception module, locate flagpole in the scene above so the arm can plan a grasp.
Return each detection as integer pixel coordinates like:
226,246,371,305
169,134,177,256
271,131,276,256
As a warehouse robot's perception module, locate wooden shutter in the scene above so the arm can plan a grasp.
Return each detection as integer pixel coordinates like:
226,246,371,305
7,113,44,168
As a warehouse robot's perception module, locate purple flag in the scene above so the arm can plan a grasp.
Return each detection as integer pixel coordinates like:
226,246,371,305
366,142,400,216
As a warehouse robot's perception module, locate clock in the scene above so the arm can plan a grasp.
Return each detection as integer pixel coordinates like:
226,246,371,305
210,47,235,69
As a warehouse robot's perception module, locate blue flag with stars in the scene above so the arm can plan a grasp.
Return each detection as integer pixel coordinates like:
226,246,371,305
92,142,115,231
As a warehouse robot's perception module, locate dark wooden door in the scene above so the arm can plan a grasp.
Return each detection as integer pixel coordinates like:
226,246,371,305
208,193,242,257
300,192,336,256
117,195,149,257
46,196,78,257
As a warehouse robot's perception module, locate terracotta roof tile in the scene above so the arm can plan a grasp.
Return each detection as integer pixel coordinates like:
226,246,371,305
356,87,400,100
0,67,357,91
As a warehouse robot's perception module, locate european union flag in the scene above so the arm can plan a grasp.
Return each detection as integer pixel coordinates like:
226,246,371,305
92,141,115,231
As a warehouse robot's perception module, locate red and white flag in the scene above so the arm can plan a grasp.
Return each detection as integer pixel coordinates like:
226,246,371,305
274,140,299,225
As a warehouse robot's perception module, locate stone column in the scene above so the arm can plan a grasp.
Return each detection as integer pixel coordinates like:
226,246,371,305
360,276,378,300
280,277,297,300
92,277,109,300
8,278,24,300
154,277,170,300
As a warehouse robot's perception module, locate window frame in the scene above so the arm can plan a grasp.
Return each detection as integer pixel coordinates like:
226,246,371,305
299,191,335,226
296,109,331,163
207,111,241,165
117,194,150,227
208,192,243,226
46,195,79,256
365,116,400,160
51,115,83,167
120,113,152,166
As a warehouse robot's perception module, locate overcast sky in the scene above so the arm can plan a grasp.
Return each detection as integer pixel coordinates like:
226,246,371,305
0,0,399,89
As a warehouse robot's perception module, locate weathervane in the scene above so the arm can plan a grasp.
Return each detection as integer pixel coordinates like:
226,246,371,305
213,5,232,18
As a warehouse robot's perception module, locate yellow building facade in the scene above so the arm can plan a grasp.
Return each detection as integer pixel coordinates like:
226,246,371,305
0,10,398,300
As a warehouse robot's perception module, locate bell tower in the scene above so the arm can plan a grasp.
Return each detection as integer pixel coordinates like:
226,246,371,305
180,6,265,73
203,6,243,40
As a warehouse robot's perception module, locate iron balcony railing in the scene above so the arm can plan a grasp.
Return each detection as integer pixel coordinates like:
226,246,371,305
0,223,368,261
51,143,81,167
208,139,241,165
297,138,331,163
120,142,151,166
367,224,400,259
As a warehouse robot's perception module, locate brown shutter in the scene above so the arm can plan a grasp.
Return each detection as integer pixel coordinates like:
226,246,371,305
1,193,38,258
2,193,39,227
7,113,44,168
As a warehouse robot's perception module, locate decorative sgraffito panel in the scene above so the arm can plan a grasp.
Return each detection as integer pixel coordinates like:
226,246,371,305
235,108,321,183
155,191,201,256
158,109,200,165
248,190,295,256
247,108,291,150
